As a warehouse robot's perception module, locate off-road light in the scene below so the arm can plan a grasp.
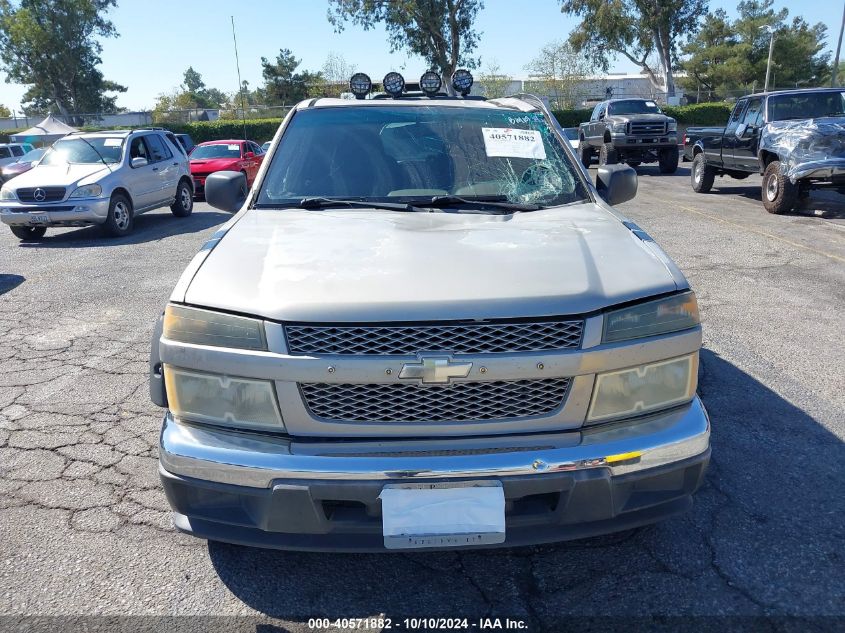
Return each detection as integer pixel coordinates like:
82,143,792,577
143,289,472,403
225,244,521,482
419,71,442,96
451,69,474,96
383,72,405,98
349,73,372,99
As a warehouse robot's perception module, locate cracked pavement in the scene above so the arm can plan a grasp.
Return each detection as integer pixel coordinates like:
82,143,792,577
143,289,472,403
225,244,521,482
0,171,843,631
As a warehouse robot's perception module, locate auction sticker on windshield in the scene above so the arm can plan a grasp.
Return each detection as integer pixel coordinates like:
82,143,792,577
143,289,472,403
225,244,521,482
103,138,122,147
482,127,546,160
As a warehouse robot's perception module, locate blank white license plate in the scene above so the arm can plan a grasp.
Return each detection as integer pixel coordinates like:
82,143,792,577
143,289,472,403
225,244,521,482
380,481,505,549
29,214,49,224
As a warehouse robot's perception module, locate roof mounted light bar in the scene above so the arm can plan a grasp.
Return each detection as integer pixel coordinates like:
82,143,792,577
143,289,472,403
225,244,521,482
347,69,474,99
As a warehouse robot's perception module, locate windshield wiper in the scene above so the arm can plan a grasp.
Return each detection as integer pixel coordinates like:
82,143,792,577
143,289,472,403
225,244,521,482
257,197,430,212
427,195,542,213
76,137,114,172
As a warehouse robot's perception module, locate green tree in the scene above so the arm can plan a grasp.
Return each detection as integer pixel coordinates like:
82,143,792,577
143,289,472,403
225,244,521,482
0,0,126,119
560,0,708,98
680,1,830,99
477,59,512,99
327,0,483,95
260,48,323,104
525,40,593,108
0,104,10,117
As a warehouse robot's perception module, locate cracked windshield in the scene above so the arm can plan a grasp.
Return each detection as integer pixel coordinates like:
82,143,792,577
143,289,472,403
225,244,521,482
258,106,588,208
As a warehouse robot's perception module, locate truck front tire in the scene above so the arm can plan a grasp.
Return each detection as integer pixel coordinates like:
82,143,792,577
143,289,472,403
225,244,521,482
579,140,593,169
658,147,679,174
691,154,715,193
762,161,797,215
599,142,617,166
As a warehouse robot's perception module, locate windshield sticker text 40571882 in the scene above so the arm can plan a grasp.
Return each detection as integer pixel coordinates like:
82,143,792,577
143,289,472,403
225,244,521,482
481,127,547,160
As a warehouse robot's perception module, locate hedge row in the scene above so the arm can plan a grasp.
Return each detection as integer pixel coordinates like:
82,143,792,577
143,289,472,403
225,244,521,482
161,118,283,144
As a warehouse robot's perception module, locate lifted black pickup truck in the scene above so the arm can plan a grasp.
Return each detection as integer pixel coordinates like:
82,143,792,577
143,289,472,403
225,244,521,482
578,98,679,173
684,88,845,214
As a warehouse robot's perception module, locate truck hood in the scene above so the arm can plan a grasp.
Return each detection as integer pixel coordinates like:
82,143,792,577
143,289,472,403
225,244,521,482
6,163,111,189
761,117,845,180
183,204,680,322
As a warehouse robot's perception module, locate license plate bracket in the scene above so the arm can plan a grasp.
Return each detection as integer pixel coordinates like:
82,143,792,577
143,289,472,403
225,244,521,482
380,481,505,550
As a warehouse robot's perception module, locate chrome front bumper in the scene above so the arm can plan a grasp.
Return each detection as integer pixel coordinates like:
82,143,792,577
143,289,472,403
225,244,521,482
159,396,710,489
0,198,110,226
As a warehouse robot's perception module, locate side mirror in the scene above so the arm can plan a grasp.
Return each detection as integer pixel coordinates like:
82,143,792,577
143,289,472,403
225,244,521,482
244,151,255,159
131,157,148,168
205,170,248,213
596,164,638,206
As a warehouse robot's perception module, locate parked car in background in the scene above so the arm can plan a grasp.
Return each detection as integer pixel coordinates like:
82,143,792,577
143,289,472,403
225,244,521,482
578,99,679,173
562,127,579,151
0,143,36,168
151,74,709,552
261,141,272,152
685,88,845,214
174,133,195,155
189,139,264,198
0,148,46,184
0,129,193,240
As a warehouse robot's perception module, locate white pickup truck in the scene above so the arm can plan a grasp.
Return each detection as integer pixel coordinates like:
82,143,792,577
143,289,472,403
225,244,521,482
150,71,710,552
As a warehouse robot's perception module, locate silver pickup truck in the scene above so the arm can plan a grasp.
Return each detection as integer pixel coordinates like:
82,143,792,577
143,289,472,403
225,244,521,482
150,72,710,552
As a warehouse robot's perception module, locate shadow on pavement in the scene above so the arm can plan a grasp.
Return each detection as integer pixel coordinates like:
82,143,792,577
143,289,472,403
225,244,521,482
0,273,24,295
207,349,844,623
12,209,230,249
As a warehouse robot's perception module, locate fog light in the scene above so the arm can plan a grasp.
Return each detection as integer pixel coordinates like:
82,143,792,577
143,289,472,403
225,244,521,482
451,69,474,96
587,354,697,423
383,72,405,98
419,71,442,96
349,72,372,99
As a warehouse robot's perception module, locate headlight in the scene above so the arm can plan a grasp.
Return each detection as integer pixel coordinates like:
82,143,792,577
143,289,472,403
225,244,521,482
611,122,627,133
164,366,283,430
667,120,678,132
587,353,698,423
603,292,699,343
0,186,16,201
163,304,266,350
69,184,103,198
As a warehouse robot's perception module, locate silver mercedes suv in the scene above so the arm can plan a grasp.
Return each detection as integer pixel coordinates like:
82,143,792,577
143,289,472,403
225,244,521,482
151,71,710,552
0,129,193,240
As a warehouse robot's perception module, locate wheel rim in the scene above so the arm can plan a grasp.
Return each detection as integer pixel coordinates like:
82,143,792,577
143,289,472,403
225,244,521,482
694,160,702,183
765,175,778,201
113,201,129,230
180,186,191,210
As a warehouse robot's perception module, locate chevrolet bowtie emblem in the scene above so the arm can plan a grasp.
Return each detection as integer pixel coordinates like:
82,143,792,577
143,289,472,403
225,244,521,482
398,356,473,384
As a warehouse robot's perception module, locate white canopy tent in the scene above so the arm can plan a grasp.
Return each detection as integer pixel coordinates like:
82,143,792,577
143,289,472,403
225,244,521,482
9,114,78,145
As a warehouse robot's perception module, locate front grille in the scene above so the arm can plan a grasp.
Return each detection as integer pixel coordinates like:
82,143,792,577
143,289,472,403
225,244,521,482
300,378,571,423
15,187,66,203
285,320,584,355
629,121,667,136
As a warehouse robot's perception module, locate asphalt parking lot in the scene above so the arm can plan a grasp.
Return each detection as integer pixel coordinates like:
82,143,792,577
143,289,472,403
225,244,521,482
1,165,843,631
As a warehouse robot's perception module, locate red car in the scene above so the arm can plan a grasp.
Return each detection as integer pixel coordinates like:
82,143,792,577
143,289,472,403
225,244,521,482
189,139,265,198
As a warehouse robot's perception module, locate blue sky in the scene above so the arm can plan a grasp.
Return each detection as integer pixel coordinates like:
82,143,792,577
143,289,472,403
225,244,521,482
0,0,838,112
